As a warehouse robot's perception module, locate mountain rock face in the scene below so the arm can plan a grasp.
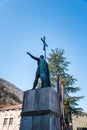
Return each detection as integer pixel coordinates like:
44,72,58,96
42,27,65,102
0,78,23,105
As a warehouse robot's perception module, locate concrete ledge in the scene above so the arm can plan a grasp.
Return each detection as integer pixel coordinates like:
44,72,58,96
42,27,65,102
21,110,60,117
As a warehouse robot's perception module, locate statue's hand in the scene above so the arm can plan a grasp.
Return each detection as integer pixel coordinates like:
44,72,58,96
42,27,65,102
26,51,30,55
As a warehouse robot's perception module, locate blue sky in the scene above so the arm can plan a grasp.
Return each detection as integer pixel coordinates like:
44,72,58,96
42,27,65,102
0,0,87,111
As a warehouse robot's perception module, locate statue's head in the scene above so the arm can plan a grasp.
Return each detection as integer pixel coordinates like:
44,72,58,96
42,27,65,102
40,55,44,59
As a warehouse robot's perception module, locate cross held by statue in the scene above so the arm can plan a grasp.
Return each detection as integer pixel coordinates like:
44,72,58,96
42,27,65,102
41,36,48,59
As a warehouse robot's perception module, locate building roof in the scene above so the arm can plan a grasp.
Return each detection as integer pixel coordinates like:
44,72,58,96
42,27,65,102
0,104,22,111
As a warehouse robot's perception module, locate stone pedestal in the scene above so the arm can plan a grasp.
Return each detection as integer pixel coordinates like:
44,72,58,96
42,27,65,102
20,87,61,130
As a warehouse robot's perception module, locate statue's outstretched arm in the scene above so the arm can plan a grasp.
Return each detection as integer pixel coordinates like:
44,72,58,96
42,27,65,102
26,52,39,61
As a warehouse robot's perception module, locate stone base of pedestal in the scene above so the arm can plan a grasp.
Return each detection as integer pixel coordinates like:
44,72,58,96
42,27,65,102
20,87,61,130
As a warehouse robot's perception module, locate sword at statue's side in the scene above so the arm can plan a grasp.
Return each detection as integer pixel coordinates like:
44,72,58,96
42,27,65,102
41,36,48,60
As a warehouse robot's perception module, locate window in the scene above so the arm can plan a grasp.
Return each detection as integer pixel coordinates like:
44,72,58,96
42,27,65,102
3,118,8,125
9,118,13,125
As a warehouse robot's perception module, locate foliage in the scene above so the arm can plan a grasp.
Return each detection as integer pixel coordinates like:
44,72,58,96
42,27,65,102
47,48,84,117
0,79,23,105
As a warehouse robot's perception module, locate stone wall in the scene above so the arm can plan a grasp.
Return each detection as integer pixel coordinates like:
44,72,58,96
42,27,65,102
72,114,87,130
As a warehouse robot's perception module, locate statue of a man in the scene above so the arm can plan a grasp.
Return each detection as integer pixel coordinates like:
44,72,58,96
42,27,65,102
27,52,51,89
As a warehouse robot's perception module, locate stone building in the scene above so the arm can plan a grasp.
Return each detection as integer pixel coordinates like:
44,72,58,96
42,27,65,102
72,114,87,130
0,104,22,130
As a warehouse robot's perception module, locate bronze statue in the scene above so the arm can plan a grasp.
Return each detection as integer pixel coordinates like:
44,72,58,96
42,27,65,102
27,52,51,89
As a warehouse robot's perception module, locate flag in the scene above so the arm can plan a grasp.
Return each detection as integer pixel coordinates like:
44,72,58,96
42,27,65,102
57,76,65,129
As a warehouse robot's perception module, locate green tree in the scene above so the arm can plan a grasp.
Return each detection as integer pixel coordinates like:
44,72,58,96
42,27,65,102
47,48,84,125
